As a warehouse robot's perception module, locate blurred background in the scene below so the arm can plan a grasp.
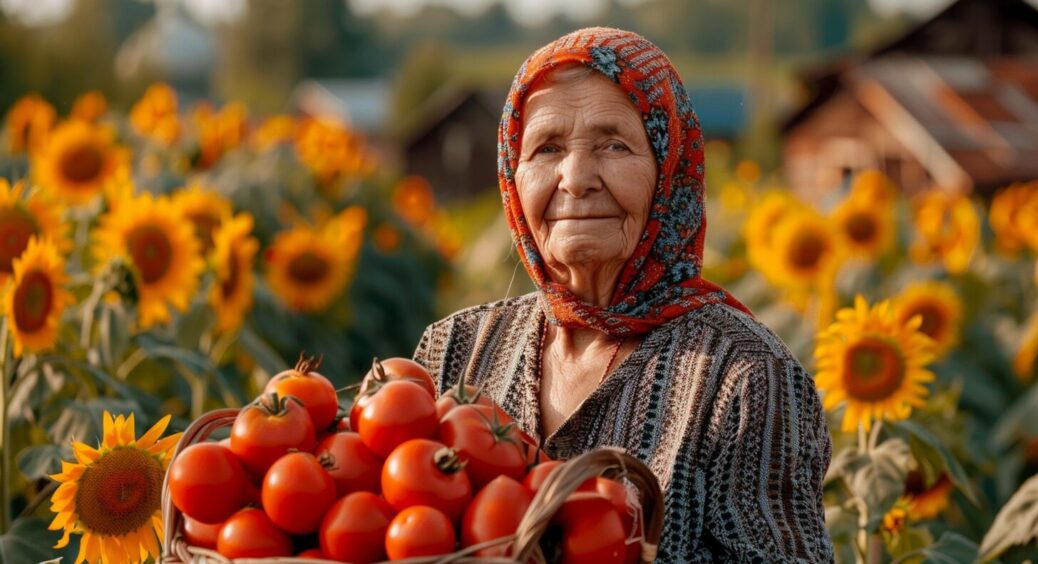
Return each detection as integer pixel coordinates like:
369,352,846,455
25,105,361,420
3,0,1038,561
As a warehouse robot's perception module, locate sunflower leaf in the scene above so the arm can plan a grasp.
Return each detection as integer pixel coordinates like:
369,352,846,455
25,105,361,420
888,419,977,505
0,516,62,564
892,531,978,564
978,473,1038,562
845,438,911,531
237,325,288,378
15,444,67,480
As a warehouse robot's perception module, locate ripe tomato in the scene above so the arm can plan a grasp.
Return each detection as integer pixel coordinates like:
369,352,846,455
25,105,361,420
365,357,436,397
461,476,531,556
434,381,496,419
381,439,472,523
182,515,222,550
315,431,383,495
168,443,248,524
436,405,526,490
230,393,316,476
296,548,326,557
217,508,293,558
522,460,564,496
357,380,438,458
320,491,396,563
262,452,337,535
553,493,627,564
385,506,457,560
265,355,339,432
580,477,642,563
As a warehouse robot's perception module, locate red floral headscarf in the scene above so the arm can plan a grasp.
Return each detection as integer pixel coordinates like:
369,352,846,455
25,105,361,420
498,27,750,337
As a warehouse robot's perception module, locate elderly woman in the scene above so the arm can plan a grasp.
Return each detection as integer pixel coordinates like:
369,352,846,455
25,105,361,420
413,28,833,562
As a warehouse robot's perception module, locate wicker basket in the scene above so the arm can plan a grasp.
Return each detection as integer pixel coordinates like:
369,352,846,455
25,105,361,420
162,408,664,563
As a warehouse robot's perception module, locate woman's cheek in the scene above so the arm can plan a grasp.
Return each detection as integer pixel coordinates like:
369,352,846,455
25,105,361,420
516,164,556,230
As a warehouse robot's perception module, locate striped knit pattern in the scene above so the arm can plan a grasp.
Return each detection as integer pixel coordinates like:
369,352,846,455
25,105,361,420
414,293,834,563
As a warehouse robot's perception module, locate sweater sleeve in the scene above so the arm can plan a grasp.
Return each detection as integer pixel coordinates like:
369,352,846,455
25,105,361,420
679,353,834,563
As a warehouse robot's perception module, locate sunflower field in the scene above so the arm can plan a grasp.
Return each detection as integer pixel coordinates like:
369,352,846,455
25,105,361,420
0,86,453,561
1,84,1038,563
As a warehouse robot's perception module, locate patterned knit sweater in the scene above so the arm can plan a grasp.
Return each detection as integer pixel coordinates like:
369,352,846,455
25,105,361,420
413,293,834,563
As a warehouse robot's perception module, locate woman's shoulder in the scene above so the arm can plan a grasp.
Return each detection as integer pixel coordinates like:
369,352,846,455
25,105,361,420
671,301,801,365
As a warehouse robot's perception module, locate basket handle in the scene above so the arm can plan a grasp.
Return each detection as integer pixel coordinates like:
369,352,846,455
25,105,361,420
509,447,664,563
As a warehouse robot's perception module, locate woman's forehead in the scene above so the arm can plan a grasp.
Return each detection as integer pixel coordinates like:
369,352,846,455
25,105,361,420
522,74,643,136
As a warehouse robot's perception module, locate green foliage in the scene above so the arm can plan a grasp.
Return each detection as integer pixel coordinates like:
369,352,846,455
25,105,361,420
979,474,1038,562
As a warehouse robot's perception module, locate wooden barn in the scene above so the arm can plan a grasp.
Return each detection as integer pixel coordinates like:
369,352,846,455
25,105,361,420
782,0,1038,199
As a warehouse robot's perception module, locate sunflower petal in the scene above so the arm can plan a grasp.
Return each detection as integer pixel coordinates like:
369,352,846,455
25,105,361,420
73,442,101,465
135,414,170,450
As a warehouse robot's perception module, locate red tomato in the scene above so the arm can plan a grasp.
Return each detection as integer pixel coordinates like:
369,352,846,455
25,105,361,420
522,460,564,496
296,548,326,558
580,477,642,563
381,439,472,523
436,405,526,490
365,357,436,397
262,452,337,534
217,508,293,558
320,491,396,563
230,393,316,476
461,476,531,556
385,506,457,560
553,493,627,564
182,515,222,550
168,443,248,524
357,380,438,458
315,432,383,495
434,382,496,419
265,356,339,432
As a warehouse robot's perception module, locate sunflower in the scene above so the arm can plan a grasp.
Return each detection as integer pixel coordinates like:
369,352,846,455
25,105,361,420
849,169,897,205
830,194,896,259
266,222,355,312
902,471,952,520
70,91,108,123
210,213,258,332
989,182,1038,256
93,193,204,329
815,295,937,432
373,222,402,253
392,175,436,227
1013,311,1038,383
192,101,248,170
892,281,963,359
881,501,910,535
0,178,67,285
4,93,56,154
734,159,762,185
295,115,367,185
909,190,979,275
743,190,805,273
49,411,182,564
170,183,232,254
33,120,128,205
2,237,74,357
760,209,843,293
250,114,296,152
129,83,180,146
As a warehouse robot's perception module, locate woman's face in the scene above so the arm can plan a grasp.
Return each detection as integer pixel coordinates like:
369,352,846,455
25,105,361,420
515,71,657,279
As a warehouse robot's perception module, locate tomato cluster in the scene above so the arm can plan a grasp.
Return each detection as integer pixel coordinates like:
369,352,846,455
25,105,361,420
168,356,643,562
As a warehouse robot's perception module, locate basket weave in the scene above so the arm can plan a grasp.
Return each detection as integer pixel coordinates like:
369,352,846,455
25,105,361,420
162,408,664,563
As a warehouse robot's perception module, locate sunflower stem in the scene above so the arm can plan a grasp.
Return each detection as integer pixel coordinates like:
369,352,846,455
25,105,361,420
858,421,869,454
0,317,11,534
867,420,883,452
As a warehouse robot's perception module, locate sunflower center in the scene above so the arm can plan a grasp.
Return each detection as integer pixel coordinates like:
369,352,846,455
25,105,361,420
845,211,878,243
221,248,242,298
74,446,163,537
0,205,40,273
287,251,329,285
59,143,105,185
13,269,53,332
126,225,173,284
842,336,906,401
907,304,943,340
788,229,826,270
186,211,220,253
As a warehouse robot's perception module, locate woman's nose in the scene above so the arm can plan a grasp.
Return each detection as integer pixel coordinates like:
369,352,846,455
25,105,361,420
557,149,602,198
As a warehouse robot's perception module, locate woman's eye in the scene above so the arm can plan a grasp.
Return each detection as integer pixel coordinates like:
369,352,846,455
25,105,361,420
536,145,560,155
605,141,629,152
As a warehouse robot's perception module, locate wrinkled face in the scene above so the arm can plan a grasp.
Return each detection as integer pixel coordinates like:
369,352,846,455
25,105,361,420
515,70,657,276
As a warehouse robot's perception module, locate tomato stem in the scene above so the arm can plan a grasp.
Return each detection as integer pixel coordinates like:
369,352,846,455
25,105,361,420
433,447,467,474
